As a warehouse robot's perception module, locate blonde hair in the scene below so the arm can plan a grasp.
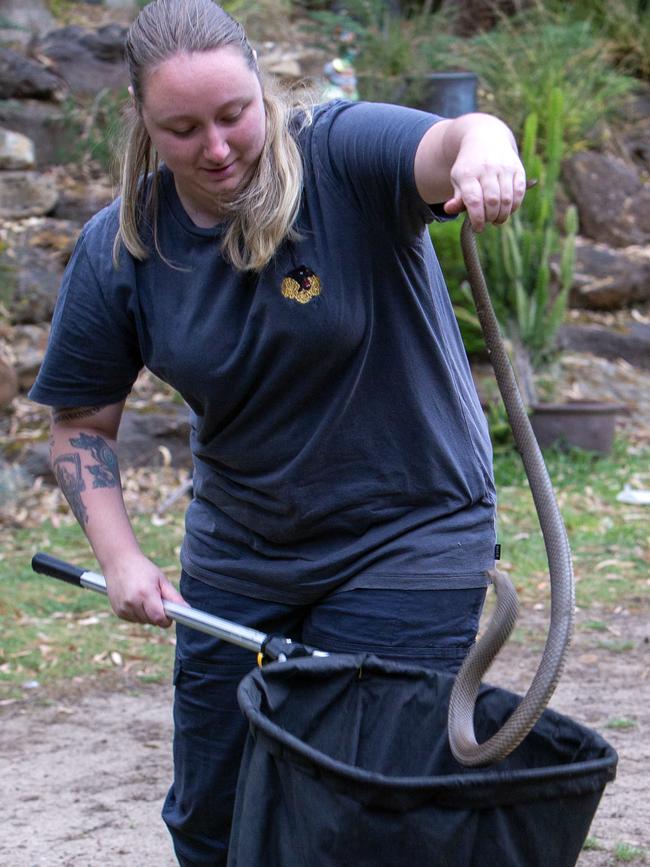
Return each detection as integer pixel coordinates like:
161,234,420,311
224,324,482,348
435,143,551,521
114,0,309,271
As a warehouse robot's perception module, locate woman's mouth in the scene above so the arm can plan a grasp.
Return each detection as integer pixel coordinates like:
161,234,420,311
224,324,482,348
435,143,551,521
201,163,235,177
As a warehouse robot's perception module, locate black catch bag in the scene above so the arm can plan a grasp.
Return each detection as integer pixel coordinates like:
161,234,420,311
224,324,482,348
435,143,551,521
228,654,617,867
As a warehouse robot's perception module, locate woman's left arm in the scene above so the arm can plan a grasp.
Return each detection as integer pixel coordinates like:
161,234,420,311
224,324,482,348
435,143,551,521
414,113,527,232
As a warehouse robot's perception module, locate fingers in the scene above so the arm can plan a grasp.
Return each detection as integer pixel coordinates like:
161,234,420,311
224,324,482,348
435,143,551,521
160,578,187,607
114,591,170,628
137,575,186,628
446,165,528,232
107,569,184,629
142,587,174,629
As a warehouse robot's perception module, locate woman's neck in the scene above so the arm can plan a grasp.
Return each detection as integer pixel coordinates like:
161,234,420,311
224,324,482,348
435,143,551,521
174,180,226,228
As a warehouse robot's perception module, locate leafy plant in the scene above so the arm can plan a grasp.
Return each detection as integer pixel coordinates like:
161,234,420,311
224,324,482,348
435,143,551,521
477,88,578,402
459,1,636,151
545,0,650,81
430,219,485,356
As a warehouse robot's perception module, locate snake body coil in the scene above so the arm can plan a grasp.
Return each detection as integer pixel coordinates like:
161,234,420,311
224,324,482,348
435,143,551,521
447,218,575,767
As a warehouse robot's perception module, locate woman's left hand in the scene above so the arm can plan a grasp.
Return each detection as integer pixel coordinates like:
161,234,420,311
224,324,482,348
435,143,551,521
414,113,527,232
443,126,527,231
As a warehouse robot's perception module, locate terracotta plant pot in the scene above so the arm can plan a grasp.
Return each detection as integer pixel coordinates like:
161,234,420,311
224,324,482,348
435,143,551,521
529,401,627,454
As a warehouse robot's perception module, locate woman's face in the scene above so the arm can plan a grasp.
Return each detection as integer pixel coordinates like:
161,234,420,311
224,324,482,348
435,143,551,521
140,46,266,223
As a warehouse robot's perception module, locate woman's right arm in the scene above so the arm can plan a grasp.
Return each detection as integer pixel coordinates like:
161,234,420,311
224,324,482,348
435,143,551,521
50,400,185,627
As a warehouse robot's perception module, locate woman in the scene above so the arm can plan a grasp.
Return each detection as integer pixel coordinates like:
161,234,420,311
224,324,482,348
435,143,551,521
30,0,526,862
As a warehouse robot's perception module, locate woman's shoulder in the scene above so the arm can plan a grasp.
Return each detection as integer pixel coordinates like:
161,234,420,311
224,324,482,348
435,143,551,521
80,196,121,254
69,194,141,290
306,99,436,153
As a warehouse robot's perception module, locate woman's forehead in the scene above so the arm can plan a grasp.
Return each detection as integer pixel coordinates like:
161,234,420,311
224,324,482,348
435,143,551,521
141,46,257,109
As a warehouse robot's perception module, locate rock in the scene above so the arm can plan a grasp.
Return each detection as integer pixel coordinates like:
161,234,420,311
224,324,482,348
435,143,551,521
557,323,650,370
36,25,129,97
569,238,650,310
0,458,33,506
0,220,80,326
0,0,56,47
118,408,192,469
0,47,63,100
54,173,114,224
562,151,650,248
0,127,35,169
0,99,70,168
618,84,650,175
11,324,50,388
16,441,53,483
104,0,139,11
0,356,18,407
15,344,46,390
0,170,58,219
258,46,303,83
621,114,650,176
80,24,128,63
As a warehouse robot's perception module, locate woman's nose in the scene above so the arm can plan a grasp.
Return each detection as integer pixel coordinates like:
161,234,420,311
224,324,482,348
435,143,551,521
203,127,230,163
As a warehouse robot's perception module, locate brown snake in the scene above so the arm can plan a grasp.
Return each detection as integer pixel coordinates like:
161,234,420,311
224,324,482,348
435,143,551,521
447,217,575,767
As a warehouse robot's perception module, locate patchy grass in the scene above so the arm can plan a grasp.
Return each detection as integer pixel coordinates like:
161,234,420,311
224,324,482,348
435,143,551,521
493,438,650,611
582,619,609,632
583,837,605,851
596,639,636,653
0,514,183,701
614,842,647,863
605,718,638,731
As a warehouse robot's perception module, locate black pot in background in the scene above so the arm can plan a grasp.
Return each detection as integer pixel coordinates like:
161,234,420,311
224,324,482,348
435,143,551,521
416,71,478,117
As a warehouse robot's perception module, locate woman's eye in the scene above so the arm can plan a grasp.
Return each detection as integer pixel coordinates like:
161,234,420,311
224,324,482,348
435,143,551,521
223,108,243,124
170,127,195,137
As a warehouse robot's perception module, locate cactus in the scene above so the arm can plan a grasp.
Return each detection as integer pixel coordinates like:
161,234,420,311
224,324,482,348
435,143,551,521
478,87,577,383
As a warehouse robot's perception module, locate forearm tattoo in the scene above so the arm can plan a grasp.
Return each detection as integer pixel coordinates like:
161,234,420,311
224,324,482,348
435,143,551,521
53,434,119,528
53,452,88,527
70,433,119,488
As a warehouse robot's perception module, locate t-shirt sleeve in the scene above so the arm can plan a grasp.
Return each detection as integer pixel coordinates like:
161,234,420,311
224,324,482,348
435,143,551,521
28,227,143,407
311,100,450,235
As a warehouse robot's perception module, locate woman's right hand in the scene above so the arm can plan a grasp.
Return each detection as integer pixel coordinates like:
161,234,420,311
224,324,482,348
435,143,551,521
104,551,187,628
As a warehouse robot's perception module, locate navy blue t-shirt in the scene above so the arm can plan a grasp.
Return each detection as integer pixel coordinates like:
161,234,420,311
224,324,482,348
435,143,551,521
30,100,496,603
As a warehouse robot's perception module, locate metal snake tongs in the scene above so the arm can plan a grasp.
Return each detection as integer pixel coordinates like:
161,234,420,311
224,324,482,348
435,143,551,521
447,217,575,767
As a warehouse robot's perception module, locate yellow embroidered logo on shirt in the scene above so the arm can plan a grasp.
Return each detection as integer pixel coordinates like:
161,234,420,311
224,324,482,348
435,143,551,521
281,266,321,304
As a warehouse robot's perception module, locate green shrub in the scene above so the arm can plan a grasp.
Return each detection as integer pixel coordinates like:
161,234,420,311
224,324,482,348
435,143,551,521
477,89,578,394
545,0,650,81
460,1,636,151
430,219,484,356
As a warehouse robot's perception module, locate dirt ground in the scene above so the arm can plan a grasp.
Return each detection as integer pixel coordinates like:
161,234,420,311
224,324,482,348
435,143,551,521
0,605,647,867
